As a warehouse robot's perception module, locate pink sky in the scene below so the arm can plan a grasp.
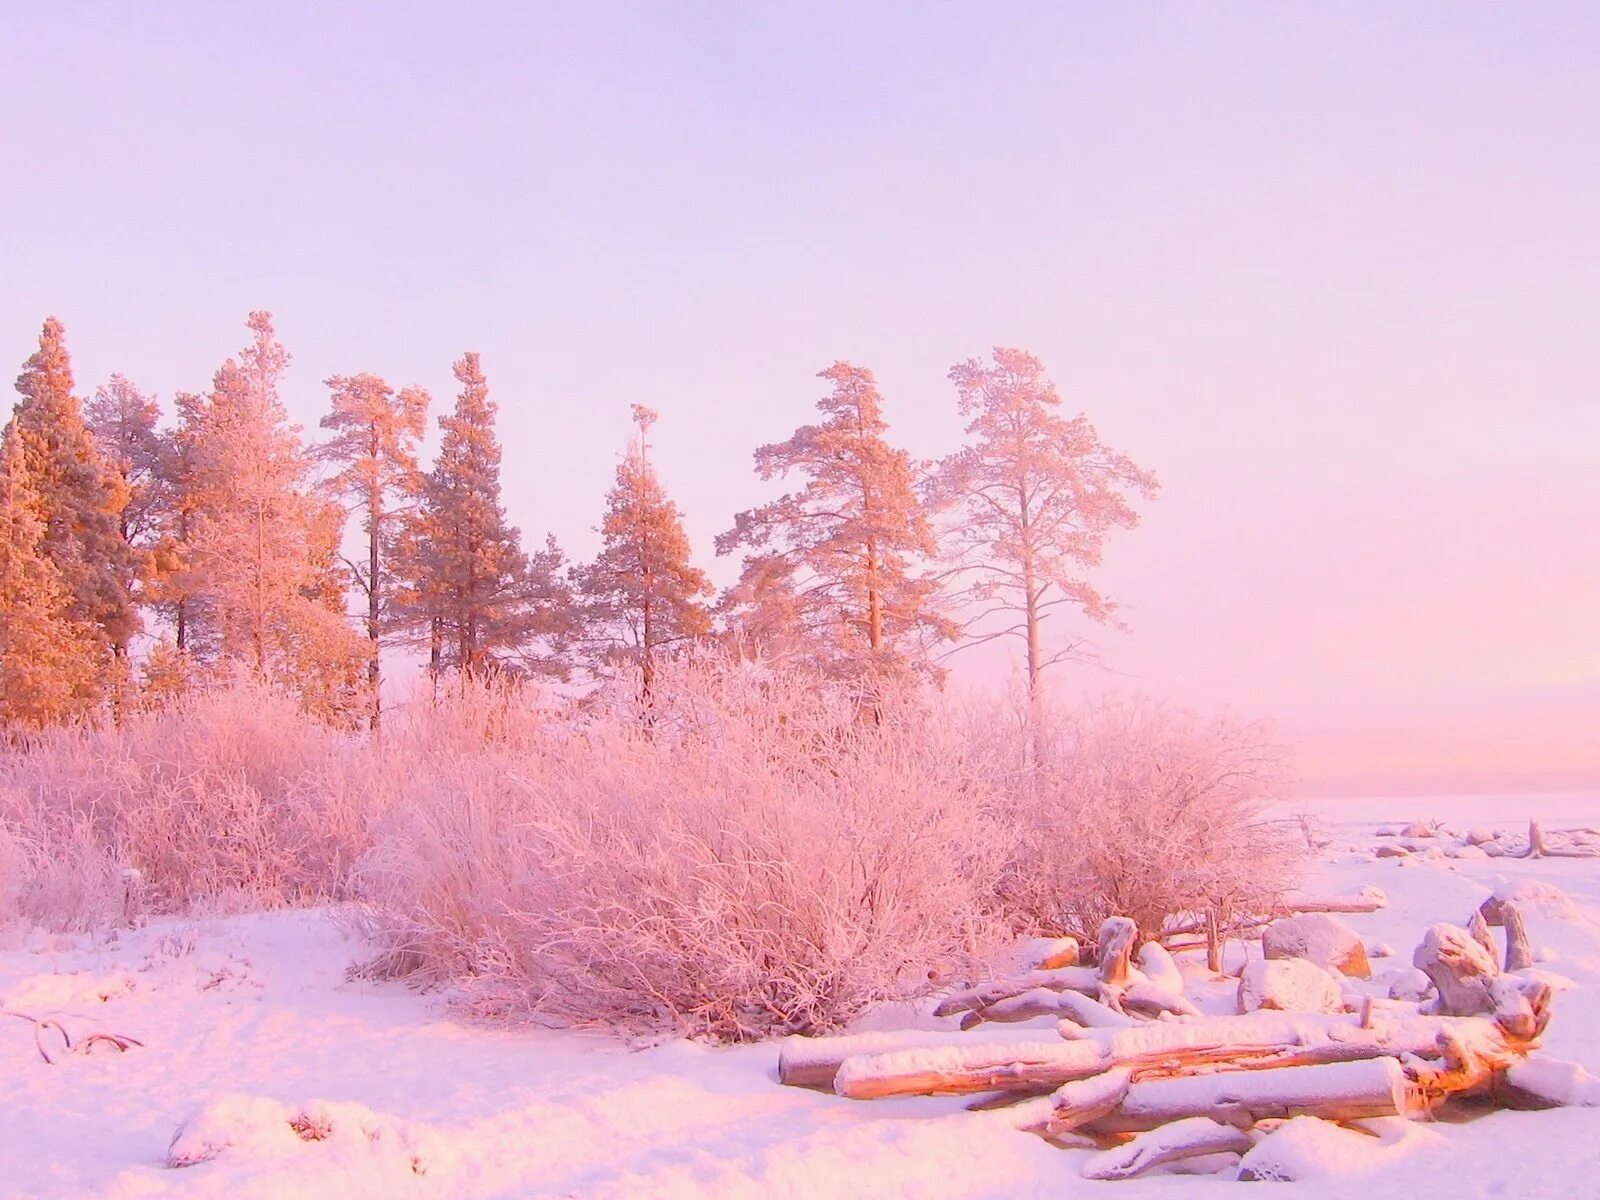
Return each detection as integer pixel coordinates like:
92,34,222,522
3,5,1597,797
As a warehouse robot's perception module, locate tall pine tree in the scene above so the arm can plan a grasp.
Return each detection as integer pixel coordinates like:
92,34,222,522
717,362,954,677
318,373,429,728
574,405,711,697
931,347,1157,700
397,352,571,679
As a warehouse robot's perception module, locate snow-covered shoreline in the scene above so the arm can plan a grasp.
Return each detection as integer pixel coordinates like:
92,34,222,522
6,804,1600,1199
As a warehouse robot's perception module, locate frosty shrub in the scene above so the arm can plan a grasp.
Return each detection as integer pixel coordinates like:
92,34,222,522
994,696,1304,941
358,657,1008,1040
0,682,384,925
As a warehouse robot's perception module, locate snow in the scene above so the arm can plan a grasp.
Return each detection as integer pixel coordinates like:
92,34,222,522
8,801,1600,1196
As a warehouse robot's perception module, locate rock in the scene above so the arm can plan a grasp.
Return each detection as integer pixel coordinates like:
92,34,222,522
1263,913,1371,979
1465,826,1498,846
1401,821,1432,838
1447,843,1487,860
1386,967,1432,1002
1238,958,1342,1014
1368,942,1396,958
1374,845,1409,858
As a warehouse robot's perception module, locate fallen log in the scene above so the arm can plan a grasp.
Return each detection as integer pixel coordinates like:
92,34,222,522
932,966,1103,1018
832,1012,1509,1100
1082,1117,1256,1180
958,987,1134,1032
1090,1058,1416,1132
777,1027,1046,1090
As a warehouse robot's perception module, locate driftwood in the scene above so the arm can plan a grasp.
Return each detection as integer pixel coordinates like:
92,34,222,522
833,1012,1510,1100
781,903,1570,1182
1414,923,1550,1039
3,1009,144,1065
948,921,1196,1031
1081,1117,1255,1180
1520,820,1600,859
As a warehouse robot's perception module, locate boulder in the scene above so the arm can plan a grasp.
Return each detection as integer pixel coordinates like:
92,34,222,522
1238,958,1342,1014
1263,913,1371,979
1374,844,1409,858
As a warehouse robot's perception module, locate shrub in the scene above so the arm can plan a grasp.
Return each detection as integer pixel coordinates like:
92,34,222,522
994,695,1305,941
0,683,383,924
357,658,1008,1040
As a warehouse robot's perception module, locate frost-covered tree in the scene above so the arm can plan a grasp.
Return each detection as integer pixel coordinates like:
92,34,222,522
10,318,136,666
574,405,712,696
142,390,207,657
185,312,364,715
396,352,570,678
717,362,953,677
0,426,102,727
84,374,165,552
932,348,1157,699
85,374,167,636
318,373,429,727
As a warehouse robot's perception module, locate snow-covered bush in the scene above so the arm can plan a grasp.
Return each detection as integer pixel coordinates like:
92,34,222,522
358,657,1009,1040
993,696,1304,941
0,683,385,925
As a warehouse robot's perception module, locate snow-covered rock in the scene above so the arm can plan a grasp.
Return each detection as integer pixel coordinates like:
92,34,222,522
1237,958,1342,1014
1262,913,1372,979
1237,1115,1433,1180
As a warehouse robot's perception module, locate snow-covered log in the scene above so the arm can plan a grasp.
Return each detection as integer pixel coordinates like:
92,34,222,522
832,1012,1507,1100
1081,1117,1256,1180
958,987,1134,1031
777,1028,1042,1090
931,966,1103,1018
1493,1055,1600,1110
1097,1058,1415,1131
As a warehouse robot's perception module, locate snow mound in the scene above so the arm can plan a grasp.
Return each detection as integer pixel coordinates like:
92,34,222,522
1491,879,1579,921
1,968,137,1011
1237,1116,1434,1181
168,1094,444,1177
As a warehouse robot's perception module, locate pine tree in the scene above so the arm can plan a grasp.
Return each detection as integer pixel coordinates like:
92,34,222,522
396,352,571,679
931,347,1158,699
318,373,429,728
85,374,166,655
10,318,136,671
0,425,101,728
145,390,208,656
717,362,954,676
574,405,712,696
185,312,363,714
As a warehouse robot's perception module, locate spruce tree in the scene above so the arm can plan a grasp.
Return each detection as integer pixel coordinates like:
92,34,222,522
0,425,100,727
10,318,136,670
397,352,570,678
574,405,711,696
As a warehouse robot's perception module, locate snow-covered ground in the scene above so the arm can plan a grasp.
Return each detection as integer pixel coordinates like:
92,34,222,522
6,797,1600,1199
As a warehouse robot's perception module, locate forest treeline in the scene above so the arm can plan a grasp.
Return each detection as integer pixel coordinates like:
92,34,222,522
0,312,1157,729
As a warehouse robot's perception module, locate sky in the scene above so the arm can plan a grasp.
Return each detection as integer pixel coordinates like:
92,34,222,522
3,3,1597,798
